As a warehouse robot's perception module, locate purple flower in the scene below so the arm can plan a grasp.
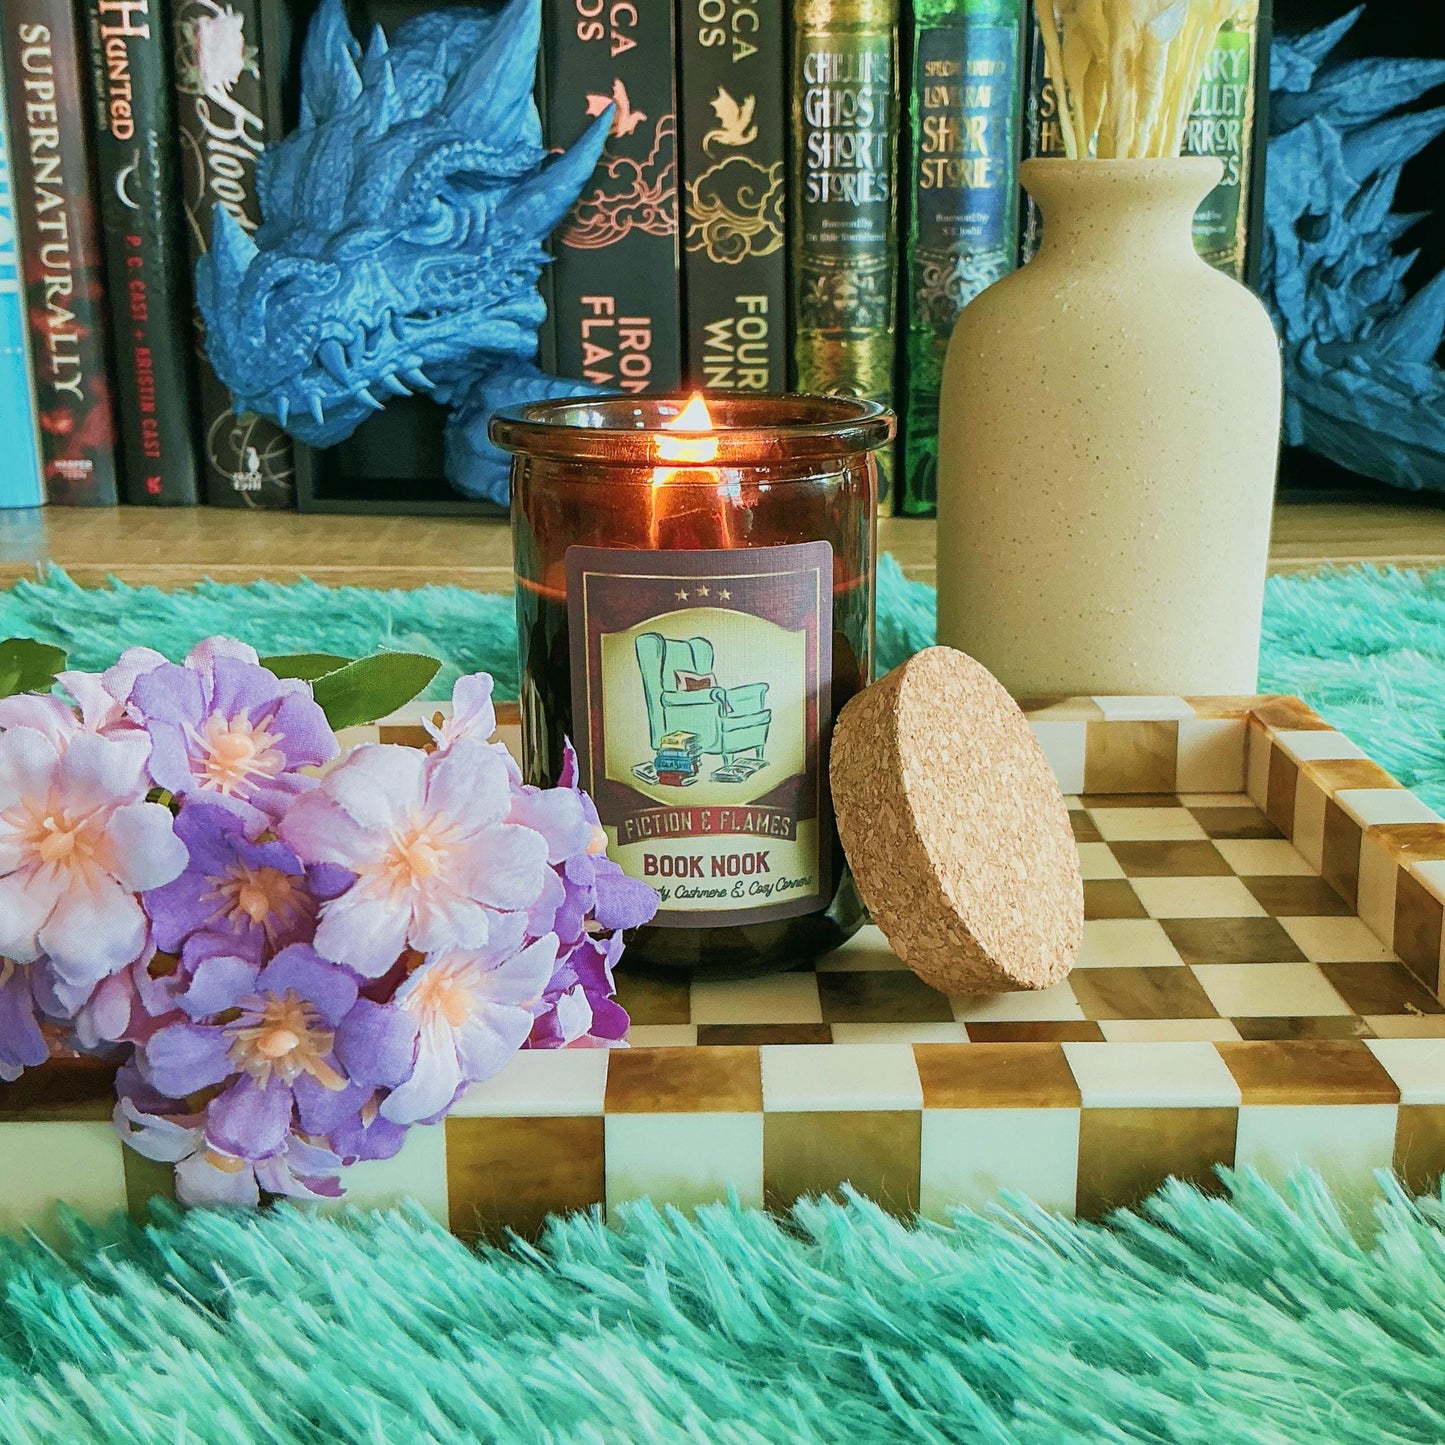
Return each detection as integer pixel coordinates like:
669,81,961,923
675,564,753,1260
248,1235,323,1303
143,801,349,963
0,958,48,1081
0,726,187,988
129,638,337,826
528,932,630,1050
528,740,659,944
136,944,415,1165
279,739,551,976
380,921,558,1126
114,1064,344,1207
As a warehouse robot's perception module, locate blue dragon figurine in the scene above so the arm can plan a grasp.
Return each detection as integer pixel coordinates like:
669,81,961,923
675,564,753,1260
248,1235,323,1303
1264,8,1445,491
195,0,610,504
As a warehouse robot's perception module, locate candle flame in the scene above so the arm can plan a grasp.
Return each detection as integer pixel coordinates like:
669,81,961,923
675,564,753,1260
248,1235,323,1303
656,393,719,464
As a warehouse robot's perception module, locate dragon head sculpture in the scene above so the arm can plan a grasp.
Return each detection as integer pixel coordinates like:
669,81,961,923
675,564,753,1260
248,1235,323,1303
196,0,609,487
1263,8,1445,491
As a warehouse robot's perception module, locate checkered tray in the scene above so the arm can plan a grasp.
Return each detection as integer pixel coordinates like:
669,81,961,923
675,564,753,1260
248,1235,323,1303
8,695,1445,1241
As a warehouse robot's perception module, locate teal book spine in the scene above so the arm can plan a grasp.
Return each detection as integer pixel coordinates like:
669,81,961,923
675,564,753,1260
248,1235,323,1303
900,0,1024,516
0,69,46,509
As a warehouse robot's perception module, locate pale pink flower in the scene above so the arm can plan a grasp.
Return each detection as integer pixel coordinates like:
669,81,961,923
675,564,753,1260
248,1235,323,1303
423,673,498,754
381,920,558,1125
0,646,164,750
423,673,522,785
0,727,187,988
279,738,551,975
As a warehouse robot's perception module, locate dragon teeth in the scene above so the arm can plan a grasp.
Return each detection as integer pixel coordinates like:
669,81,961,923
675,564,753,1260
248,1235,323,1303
378,374,411,397
402,366,431,389
310,396,326,425
277,396,291,427
357,388,385,411
319,339,349,383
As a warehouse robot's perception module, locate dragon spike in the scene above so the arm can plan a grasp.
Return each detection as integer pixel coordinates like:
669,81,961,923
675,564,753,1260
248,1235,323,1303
364,23,389,64
208,205,259,293
1372,270,1445,365
370,56,404,135
507,106,611,238
1294,4,1362,68
301,0,363,122
1342,106,1445,184
445,0,541,140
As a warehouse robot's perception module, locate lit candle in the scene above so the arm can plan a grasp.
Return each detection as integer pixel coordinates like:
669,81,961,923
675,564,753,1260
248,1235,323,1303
492,394,894,980
650,393,724,548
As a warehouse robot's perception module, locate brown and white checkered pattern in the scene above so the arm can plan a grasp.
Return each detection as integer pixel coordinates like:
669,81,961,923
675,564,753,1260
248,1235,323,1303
8,695,1445,1241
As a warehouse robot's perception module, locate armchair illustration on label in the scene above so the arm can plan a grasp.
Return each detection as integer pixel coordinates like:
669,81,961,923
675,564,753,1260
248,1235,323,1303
631,633,772,787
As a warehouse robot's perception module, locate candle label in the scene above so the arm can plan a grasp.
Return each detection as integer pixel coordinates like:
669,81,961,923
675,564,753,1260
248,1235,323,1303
567,541,833,927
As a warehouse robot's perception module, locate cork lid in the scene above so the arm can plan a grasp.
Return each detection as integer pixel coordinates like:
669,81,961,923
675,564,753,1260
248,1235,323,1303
830,647,1083,996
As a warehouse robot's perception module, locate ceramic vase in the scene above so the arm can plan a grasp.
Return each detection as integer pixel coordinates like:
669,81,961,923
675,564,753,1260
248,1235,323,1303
935,157,1282,697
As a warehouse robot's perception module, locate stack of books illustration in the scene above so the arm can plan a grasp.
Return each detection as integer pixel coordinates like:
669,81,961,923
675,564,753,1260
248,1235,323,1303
633,730,705,787
655,731,703,786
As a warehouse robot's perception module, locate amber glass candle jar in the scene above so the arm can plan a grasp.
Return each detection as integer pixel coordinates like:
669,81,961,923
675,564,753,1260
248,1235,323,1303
492,393,893,980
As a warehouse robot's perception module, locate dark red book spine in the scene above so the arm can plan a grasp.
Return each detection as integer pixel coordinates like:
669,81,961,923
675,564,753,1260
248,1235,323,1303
83,0,201,505
171,0,294,509
2,0,121,505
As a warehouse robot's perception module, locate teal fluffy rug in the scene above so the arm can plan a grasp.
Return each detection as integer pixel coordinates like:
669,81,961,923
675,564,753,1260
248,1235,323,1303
3,1172,1444,1444
4,559,1445,805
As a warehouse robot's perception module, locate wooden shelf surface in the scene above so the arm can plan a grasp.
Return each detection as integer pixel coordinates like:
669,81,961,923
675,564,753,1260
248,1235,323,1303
4,497,1445,593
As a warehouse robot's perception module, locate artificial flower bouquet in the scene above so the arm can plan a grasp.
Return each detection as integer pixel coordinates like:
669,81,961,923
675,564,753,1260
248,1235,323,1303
0,636,655,1206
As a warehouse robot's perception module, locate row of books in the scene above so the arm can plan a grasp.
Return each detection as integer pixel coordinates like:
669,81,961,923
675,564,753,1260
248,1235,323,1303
542,0,1270,516
0,0,293,510
0,0,1268,515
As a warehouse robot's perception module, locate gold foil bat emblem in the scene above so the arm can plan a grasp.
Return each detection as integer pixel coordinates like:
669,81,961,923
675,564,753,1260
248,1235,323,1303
704,87,758,153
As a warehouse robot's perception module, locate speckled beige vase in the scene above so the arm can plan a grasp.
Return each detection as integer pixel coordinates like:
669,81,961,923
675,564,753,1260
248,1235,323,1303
935,158,1282,697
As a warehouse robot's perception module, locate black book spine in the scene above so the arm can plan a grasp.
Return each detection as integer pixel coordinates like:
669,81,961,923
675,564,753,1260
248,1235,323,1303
3,0,121,505
677,0,787,391
542,0,683,394
171,0,294,508
83,0,200,504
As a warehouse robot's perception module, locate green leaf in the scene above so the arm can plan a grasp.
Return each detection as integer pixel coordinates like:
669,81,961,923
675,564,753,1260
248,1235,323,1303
261,652,355,682
0,638,67,700
309,652,442,731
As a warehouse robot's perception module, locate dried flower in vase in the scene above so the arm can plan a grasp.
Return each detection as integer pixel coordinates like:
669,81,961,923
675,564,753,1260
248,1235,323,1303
1037,0,1255,159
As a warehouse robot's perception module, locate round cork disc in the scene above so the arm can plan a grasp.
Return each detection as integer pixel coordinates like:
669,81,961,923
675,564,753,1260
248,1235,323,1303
830,646,1083,995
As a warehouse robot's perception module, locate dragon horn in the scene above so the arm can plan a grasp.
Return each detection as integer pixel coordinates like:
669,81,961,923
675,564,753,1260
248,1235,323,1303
364,23,389,64
507,106,611,237
370,55,404,134
209,205,259,294
301,0,363,122
445,0,541,140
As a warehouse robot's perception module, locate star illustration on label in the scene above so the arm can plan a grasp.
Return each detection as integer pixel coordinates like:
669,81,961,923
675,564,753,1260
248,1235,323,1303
675,589,689,600
695,585,710,597
719,589,732,601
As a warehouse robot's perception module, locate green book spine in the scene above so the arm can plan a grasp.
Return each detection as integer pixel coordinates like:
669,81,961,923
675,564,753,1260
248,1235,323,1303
790,0,899,504
678,0,788,390
1019,0,1269,284
900,0,1024,516
1181,8,1267,283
